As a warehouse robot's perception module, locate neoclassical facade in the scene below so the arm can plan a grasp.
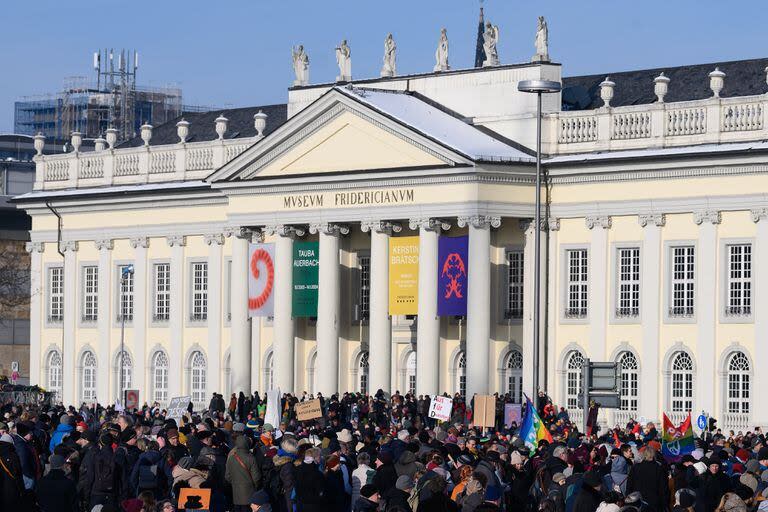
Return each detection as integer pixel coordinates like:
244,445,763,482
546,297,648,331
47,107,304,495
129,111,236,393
17,57,768,432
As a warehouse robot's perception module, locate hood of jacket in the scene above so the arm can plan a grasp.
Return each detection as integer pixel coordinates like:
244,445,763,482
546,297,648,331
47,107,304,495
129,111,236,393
138,450,162,465
274,455,295,467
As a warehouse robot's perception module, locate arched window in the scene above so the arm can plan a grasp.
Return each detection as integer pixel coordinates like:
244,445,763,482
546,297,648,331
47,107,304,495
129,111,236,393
504,350,523,403
618,352,639,412
264,351,274,392
726,351,750,415
566,351,585,410
406,351,417,395
152,351,169,404
454,351,466,398
115,350,133,399
81,351,97,403
307,351,317,395
359,352,369,394
47,350,62,399
190,351,207,409
670,352,694,413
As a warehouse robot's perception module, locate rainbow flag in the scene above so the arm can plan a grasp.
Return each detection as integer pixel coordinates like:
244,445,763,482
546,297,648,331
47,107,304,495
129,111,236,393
662,412,695,462
520,396,553,453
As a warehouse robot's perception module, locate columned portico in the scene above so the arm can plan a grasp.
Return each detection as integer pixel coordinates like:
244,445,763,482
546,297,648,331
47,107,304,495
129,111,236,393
167,235,186,397
61,241,78,406
204,233,225,395
310,222,348,395
130,237,149,395
95,238,113,402
459,215,500,399
361,220,400,394
229,228,252,395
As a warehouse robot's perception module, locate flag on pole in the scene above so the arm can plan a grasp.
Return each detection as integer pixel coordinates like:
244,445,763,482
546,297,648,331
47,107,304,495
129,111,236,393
520,395,553,453
661,412,695,462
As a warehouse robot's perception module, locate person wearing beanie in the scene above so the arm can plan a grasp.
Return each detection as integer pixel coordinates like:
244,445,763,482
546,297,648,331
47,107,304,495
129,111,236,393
225,435,261,511
114,427,140,501
574,471,604,512
86,433,118,509
36,453,78,512
49,414,75,452
353,484,380,512
324,453,350,512
249,489,271,511
373,451,398,495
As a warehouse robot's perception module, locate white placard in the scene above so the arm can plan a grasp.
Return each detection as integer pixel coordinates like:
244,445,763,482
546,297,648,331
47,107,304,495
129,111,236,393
167,396,192,422
428,395,453,421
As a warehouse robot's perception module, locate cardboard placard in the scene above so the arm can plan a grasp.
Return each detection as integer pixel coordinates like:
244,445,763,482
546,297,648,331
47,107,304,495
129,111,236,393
124,389,140,410
178,487,211,511
473,395,497,428
295,399,323,421
428,396,453,421
167,396,192,422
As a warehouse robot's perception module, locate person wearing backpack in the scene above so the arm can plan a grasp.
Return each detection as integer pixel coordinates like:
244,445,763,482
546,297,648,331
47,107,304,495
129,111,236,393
225,435,261,512
88,433,118,509
130,439,164,499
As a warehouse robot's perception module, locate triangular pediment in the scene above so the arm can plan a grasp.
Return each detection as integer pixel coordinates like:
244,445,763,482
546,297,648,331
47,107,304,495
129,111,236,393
209,88,473,183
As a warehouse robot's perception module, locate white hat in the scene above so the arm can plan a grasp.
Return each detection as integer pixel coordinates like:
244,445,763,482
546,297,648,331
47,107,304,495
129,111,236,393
338,429,353,444
693,461,707,475
0,434,13,444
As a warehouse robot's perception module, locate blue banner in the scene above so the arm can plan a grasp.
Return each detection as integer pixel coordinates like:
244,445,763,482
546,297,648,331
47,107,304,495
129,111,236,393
437,235,468,316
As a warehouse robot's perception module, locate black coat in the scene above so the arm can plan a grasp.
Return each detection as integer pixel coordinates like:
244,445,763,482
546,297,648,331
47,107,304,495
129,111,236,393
0,442,25,511
627,460,669,512
420,492,459,512
573,484,603,512
383,488,412,512
37,468,78,512
295,462,327,512
89,444,117,499
76,442,97,499
373,462,399,495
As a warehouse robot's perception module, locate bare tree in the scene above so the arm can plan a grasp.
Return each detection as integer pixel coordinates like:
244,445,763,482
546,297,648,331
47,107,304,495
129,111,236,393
0,242,30,313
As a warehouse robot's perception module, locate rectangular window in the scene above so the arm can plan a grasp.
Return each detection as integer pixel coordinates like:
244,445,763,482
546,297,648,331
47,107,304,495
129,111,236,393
359,255,370,321
616,247,640,318
565,249,588,318
153,263,170,321
671,372,693,412
82,266,98,322
670,246,695,317
48,266,64,323
725,244,752,316
117,265,134,322
506,250,524,319
191,262,208,321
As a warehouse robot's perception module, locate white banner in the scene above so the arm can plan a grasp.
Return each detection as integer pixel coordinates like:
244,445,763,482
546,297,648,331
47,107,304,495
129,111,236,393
428,395,453,421
249,243,275,317
264,389,282,428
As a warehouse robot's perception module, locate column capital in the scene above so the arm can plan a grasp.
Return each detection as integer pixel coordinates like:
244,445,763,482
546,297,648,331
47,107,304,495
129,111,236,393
638,213,666,228
360,220,402,235
129,236,150,249
203,233,225,246
60,240,79,253
693,209,721,225
25,241,45,253
751,208,768,223
94,238,113,251
408,217,450,232
166,234,187,247
308,222,350,236
457,215,501,229
264,224,305,238
547,217,560,231
585,215,612,230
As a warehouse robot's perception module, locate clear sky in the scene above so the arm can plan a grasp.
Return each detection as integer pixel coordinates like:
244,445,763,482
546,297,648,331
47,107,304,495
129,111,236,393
2,0,766,133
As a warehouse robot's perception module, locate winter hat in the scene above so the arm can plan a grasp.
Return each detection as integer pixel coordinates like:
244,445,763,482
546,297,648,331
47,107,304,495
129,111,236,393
337,429,353,444
60,414,73,426
762,469,768,483
509,451,524,465
361,484,379,499
552,473,566,485
737,449,751,463
679,492,695,509
249,490,270,506
0,434,13,444
326,454,340,470
396,475,414,491
597,503,621,512
583,471,602,488
232,422,245,433
693,462,707,474
49,454,67,470
746,459,761,474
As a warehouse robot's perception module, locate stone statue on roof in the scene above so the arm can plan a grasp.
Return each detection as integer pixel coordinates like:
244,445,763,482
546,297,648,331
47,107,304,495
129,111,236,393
532,16,550,63
292,45,309,86
434,28,450,72
381,33,396,77
335,39,352,82
482,21,500,67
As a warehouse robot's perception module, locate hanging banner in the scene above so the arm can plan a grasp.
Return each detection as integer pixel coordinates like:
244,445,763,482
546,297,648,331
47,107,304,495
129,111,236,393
249,243,275,317
292,241,319,317
437,235,468,316
389,236,419,315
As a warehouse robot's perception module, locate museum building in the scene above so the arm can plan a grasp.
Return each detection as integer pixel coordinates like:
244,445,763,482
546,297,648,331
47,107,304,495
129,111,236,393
15,34,768,431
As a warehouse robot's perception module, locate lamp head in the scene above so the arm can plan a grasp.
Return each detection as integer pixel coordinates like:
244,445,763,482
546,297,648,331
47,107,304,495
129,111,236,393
517,80,562,94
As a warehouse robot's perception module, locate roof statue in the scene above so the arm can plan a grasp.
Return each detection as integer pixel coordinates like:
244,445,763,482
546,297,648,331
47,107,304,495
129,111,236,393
381,34,396,78
291,45,309,86
532,16,550,63
335,39,352,82
482,21,500,67
434,28,450,72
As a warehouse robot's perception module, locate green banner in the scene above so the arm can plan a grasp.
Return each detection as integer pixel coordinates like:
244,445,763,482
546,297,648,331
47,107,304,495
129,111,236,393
292,241,319,317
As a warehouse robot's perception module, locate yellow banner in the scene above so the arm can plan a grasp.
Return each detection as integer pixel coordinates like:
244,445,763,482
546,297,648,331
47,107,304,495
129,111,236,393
389,236,419,315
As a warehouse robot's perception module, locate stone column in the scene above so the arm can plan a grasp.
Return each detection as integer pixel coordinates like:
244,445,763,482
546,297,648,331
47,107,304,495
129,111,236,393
250,319,261,393
409,218,445,396
205,233,225,395
129,237,149,395
751,209,768,426
694,210,719,416
167,235,186,397
521,219,536,400
545,219,560,398
361,220,400,394
95,238,113,402
586,216,611,359
61,241,78,406
310,223,347,396
229,229,251,395
268,225,302,393
25,242,44,386
458,215,500,400
639,214,665,422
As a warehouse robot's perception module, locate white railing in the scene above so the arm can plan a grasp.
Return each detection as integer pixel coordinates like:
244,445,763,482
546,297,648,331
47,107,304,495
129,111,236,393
115,153,140,176
666,107,706,136
612,410,635,428
79,156,104,179
721,102,763,132
667,411,688,427
722,413,750,434
149,151,175,174
225,143,250,161
187,147,214,171
612,111,651,140
45,159,69,182
559,114,598,143
568,408,584,428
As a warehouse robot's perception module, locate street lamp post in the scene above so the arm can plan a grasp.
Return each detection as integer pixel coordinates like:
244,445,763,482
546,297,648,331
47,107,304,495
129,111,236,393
119,264,134,405
517,79,561,404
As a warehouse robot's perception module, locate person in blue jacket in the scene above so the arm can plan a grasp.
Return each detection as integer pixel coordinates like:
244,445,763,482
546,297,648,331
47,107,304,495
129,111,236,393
49,414,75,452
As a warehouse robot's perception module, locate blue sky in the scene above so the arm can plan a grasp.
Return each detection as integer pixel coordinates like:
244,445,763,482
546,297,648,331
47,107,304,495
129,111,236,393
2,0,767,132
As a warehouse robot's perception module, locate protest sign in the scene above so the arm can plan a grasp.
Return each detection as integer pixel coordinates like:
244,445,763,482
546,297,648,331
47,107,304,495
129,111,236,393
295,399,323,421
167,396,192,422
504,403,522,428
124,389,140,410
428,395,453,421
178,488,211,511
473,395,497,428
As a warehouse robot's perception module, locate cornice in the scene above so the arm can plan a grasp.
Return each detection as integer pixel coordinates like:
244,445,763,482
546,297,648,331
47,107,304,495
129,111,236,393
548,163,768,185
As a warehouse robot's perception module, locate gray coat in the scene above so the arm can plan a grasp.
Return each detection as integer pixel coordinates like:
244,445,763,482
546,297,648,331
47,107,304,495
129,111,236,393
224,436,261,505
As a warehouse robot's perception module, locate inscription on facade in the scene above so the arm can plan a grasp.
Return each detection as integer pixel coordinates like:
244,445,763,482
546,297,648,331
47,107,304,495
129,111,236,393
282,188,415,209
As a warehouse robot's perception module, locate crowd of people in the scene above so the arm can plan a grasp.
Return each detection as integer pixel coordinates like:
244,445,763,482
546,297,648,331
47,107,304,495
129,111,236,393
0,388,766,512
